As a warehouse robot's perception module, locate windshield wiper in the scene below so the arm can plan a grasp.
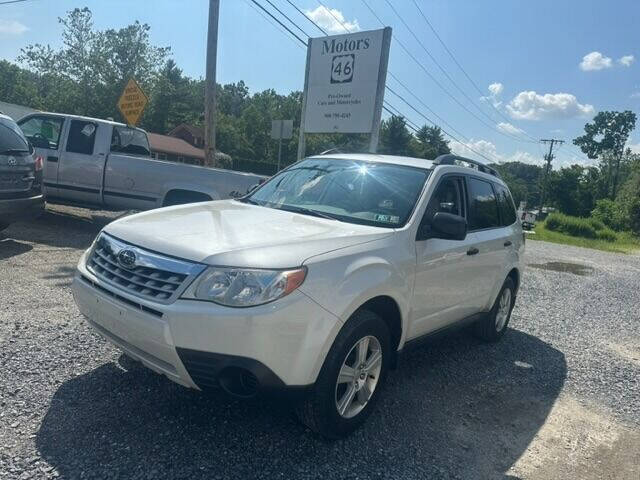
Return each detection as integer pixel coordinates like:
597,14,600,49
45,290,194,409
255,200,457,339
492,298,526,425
277,205,339,221
236,197,261,205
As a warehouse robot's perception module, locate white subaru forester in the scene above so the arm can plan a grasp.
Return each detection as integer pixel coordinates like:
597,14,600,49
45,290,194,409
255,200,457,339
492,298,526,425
72,153,523,438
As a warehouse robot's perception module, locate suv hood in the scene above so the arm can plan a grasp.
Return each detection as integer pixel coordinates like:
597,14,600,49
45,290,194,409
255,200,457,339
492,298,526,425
104,200,392,268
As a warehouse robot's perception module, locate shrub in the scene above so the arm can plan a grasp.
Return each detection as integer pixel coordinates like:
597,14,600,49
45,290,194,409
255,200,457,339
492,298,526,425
587,218,605,231
591,199,629,231
545,212,597,238
596,227,617,242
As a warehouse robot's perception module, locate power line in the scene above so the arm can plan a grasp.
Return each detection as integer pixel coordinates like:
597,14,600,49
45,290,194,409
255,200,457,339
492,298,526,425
296,0,500,162
263,0,310,39
359,0,535,145
409,0,538,143
248,0,307,46
0,0,32,5
285,0,327,35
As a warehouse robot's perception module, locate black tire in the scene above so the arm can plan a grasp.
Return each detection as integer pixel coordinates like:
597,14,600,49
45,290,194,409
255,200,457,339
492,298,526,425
0,222,9,232
474,277,516,342
295,309,391,439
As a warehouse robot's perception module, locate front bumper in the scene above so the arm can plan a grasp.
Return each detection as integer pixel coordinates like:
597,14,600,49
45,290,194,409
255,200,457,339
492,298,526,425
72,253,343,392
0,193,44,222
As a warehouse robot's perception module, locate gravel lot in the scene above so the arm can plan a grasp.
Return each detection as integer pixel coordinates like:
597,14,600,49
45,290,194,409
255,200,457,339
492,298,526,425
1,204,639,479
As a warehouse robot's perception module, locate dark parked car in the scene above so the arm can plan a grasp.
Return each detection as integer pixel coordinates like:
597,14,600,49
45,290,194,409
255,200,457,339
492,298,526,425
0,113,44,232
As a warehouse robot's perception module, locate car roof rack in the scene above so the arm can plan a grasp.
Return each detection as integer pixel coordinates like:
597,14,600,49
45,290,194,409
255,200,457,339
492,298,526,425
433,154,500,178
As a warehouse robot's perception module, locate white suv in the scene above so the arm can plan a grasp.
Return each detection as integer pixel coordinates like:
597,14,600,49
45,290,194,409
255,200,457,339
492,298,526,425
72,153,523,438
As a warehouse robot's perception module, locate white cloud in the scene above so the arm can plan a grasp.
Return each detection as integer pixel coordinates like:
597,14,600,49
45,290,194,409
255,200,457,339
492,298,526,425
619,55,635,67
448,138,540,165
304,5,360,34
628,141,640,154
631,92,640,99
480,82,504,108
497,122,524,135
488,82,504,96
0,19,28,35
506,91,594,121
580,51,613,71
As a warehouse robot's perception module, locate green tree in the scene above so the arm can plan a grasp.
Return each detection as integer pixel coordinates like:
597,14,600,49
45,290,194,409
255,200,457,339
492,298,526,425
414,125,450,159
574,111,637,198
379,115,414,156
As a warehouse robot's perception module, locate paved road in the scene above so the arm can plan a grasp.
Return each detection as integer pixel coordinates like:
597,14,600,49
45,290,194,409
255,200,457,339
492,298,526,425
1,204,638,479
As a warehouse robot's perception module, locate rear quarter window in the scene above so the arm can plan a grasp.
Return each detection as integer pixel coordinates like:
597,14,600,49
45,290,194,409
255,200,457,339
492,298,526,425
495,184,517,226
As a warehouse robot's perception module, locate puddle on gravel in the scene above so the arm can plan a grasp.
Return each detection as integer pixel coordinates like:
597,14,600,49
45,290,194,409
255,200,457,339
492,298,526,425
527,261,595,276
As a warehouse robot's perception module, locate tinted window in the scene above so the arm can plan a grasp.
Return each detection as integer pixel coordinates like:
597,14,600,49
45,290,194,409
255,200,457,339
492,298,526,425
247,158,430,228
466,177,500,230
111,126,150,156
495,184,517,226
0,117,29,152
424,177,464,220
19,115,64,149
66,120,97,155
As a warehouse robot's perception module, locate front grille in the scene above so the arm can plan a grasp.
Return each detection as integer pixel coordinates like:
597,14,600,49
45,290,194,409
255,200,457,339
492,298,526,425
86,233,205,304
0,172,33,193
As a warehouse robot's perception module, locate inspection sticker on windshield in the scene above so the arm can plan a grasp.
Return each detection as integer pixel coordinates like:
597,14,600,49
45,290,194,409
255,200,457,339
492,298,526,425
374,214,400,224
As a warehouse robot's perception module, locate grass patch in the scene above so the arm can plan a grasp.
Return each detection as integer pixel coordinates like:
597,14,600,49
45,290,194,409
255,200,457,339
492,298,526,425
529,221,640,254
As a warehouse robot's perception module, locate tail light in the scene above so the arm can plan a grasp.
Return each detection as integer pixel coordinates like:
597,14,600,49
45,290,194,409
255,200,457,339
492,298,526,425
34,155,44,171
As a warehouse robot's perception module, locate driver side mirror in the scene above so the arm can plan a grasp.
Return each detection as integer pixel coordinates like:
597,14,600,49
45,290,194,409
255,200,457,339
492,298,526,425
417,212,467,241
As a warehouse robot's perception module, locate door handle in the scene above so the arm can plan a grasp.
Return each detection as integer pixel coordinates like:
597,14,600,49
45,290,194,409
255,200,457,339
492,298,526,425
47,156,58,163
467,247,479,256
504,241,512,247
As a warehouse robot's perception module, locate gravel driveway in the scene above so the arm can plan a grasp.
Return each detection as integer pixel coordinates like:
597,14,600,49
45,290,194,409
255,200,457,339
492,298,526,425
1,204,638,479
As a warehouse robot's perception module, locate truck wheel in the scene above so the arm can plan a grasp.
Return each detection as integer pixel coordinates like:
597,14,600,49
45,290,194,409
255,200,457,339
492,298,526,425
0,222,9,232
474,277,516,342
295,309,390,439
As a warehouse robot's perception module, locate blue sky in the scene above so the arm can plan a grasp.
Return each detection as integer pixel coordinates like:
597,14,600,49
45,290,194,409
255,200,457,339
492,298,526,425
1,0,639,167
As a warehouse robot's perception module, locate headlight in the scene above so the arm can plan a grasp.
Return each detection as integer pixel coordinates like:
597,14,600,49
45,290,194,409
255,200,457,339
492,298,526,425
183,266,307,307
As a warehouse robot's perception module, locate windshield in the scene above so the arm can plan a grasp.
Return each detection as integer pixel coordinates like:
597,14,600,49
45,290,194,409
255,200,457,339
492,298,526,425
111,126,151,156
0,117,29,153
245,158,430,228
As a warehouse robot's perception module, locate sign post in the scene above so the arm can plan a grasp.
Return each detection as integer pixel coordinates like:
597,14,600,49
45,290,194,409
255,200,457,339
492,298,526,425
297,27,392,159
117,78,148,126
271,119,293,171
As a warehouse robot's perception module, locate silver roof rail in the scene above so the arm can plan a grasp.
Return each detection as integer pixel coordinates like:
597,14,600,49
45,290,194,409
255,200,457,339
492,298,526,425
433,154,500,178
319,148,345,155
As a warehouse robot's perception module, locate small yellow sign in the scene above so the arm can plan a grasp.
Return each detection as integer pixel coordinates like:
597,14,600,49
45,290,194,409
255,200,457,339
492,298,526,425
117,78,148,126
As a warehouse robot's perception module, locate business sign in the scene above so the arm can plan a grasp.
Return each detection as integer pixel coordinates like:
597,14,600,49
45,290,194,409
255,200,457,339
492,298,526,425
302,28,391,134
117,78,148,126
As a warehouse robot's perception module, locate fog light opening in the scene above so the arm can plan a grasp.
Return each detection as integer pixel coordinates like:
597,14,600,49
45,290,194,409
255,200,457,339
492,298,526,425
218,367,259,398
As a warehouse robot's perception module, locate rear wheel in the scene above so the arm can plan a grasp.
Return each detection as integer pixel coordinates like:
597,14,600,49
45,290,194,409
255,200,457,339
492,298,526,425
474,277,515,342
295,309,390,439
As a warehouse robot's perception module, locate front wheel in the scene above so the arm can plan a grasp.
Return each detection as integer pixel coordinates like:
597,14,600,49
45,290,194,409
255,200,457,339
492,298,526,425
295,309,390,439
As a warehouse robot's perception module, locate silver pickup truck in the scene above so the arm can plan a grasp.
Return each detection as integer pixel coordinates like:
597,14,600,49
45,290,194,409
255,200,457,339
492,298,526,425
16,112,264,210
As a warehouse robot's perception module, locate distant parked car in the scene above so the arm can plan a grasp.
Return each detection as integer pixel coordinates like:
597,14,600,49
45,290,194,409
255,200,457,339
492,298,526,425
0,113,44,232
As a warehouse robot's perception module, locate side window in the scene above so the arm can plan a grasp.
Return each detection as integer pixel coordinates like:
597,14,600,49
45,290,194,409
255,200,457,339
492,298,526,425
18,115,64,149
495,184,517,226
423,176,465,221
66,120,97,155
466,177,500,230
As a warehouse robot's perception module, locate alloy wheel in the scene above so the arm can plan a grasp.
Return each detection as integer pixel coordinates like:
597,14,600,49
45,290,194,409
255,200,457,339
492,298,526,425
334,335,382,419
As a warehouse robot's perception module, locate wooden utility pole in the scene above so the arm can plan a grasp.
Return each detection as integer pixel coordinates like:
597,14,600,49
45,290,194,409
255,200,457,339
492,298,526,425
539,138,564,214
204,0,220,167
